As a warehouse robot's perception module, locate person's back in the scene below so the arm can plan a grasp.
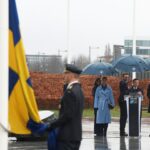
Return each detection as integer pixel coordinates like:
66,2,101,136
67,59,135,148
58,83,84,141
48,64,84,150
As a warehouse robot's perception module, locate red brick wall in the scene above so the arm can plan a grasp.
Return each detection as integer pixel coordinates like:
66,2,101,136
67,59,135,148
30,72,150,109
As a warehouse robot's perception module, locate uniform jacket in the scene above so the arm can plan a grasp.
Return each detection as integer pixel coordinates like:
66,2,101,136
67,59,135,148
94,85,115,124
51,81,84,142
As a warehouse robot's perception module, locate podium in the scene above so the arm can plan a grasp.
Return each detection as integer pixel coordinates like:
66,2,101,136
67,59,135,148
125,94,142,137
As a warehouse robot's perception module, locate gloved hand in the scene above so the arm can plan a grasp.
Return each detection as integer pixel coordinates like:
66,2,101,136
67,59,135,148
108,104,114,109
27,119,49,135
94,108,98,111
46,123,54,132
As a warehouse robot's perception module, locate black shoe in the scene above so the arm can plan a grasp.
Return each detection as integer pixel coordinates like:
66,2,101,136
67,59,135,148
120,132,128,136
96,133,104,137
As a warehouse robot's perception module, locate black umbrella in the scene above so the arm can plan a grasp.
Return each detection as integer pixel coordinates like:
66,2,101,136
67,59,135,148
113,55,149,73
82,62,117,75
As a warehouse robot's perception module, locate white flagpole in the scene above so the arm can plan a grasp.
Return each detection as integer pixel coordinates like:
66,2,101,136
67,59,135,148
67,0,71,63
0,0,9,149
132,0,136,79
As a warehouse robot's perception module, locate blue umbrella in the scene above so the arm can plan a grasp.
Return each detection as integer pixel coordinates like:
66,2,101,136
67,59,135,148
113,55,149,73
145,58,150,70
82,62,117,75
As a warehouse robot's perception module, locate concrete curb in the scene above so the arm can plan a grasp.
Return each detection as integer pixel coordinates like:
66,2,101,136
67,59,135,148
83,117,150,124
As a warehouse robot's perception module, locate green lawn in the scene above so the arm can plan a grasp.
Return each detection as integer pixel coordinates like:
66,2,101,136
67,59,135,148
51,106,150,118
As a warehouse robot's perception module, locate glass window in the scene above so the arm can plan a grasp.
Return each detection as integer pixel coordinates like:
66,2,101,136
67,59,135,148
125,40,132,47
135,40,150,47
125,47,132,54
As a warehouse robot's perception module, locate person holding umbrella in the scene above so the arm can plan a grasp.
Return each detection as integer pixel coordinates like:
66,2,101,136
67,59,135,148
119,73,130,136
92,77,101,136
94,76,115,136
147,83,150,113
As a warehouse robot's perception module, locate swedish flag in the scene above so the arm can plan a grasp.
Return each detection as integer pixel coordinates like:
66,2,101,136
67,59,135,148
9,0,41,134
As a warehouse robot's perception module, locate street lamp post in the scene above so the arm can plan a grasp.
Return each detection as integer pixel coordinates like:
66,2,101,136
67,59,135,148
58,49,68,56
67,0,70,63
89,46,91,63
89,46,100,63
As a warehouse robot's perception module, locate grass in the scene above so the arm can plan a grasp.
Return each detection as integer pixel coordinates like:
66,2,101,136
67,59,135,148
51,106,150,118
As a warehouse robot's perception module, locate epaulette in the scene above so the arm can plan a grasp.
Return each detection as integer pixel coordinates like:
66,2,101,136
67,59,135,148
67,85,73,94
67,85,73,90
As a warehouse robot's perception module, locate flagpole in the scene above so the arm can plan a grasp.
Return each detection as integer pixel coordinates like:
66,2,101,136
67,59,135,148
0,0,9,149
132,0,136,79
67,0,71,63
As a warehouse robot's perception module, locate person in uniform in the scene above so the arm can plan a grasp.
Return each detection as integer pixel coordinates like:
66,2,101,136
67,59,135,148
48,64,84,150
92,77,101,135
94,77,115,136
119,73,130,136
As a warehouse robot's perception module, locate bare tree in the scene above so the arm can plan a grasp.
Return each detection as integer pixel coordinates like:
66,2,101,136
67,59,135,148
45,56,64,73
73,55,90,69
26,55,64,73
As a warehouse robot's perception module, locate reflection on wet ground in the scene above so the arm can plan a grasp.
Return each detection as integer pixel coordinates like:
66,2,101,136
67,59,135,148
9,119,150,150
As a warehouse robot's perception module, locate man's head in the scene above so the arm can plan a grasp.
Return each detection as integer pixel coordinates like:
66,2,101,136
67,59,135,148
101,76,107,86
133,78,139,87
122,73,129,82
64,64,82,83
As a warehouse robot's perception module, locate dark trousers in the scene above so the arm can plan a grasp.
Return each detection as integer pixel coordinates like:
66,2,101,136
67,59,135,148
148,99,150,113
57,141,81,150
97,123,108,136
119,101,127,133
94,108,100,134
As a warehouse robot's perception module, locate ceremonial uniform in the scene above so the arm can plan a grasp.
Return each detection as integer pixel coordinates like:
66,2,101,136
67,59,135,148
49,64,84,150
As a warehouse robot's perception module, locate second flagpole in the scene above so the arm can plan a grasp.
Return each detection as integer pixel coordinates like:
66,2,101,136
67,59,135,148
0,0,9,149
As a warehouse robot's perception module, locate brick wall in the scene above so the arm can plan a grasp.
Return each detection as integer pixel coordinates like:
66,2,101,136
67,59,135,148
30,72,150,109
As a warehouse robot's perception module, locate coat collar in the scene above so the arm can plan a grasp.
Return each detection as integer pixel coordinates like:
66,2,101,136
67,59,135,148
67,80,80,90
98,85,111,93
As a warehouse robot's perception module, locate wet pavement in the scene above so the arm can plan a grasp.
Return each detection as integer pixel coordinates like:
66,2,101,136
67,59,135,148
9,118,150,150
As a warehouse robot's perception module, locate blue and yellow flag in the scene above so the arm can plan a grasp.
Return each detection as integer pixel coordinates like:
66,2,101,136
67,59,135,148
9,0,41,134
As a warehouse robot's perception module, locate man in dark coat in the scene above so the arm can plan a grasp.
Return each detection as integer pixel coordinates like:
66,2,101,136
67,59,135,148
147,83,150,113
128,78,143,129
128,78,143,96
119,73,129,136
48,64,84,150
92,77,101,135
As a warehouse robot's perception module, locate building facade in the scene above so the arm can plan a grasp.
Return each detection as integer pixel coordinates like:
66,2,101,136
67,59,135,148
124,38,150,58
26,54,64,73
113,45,124,60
